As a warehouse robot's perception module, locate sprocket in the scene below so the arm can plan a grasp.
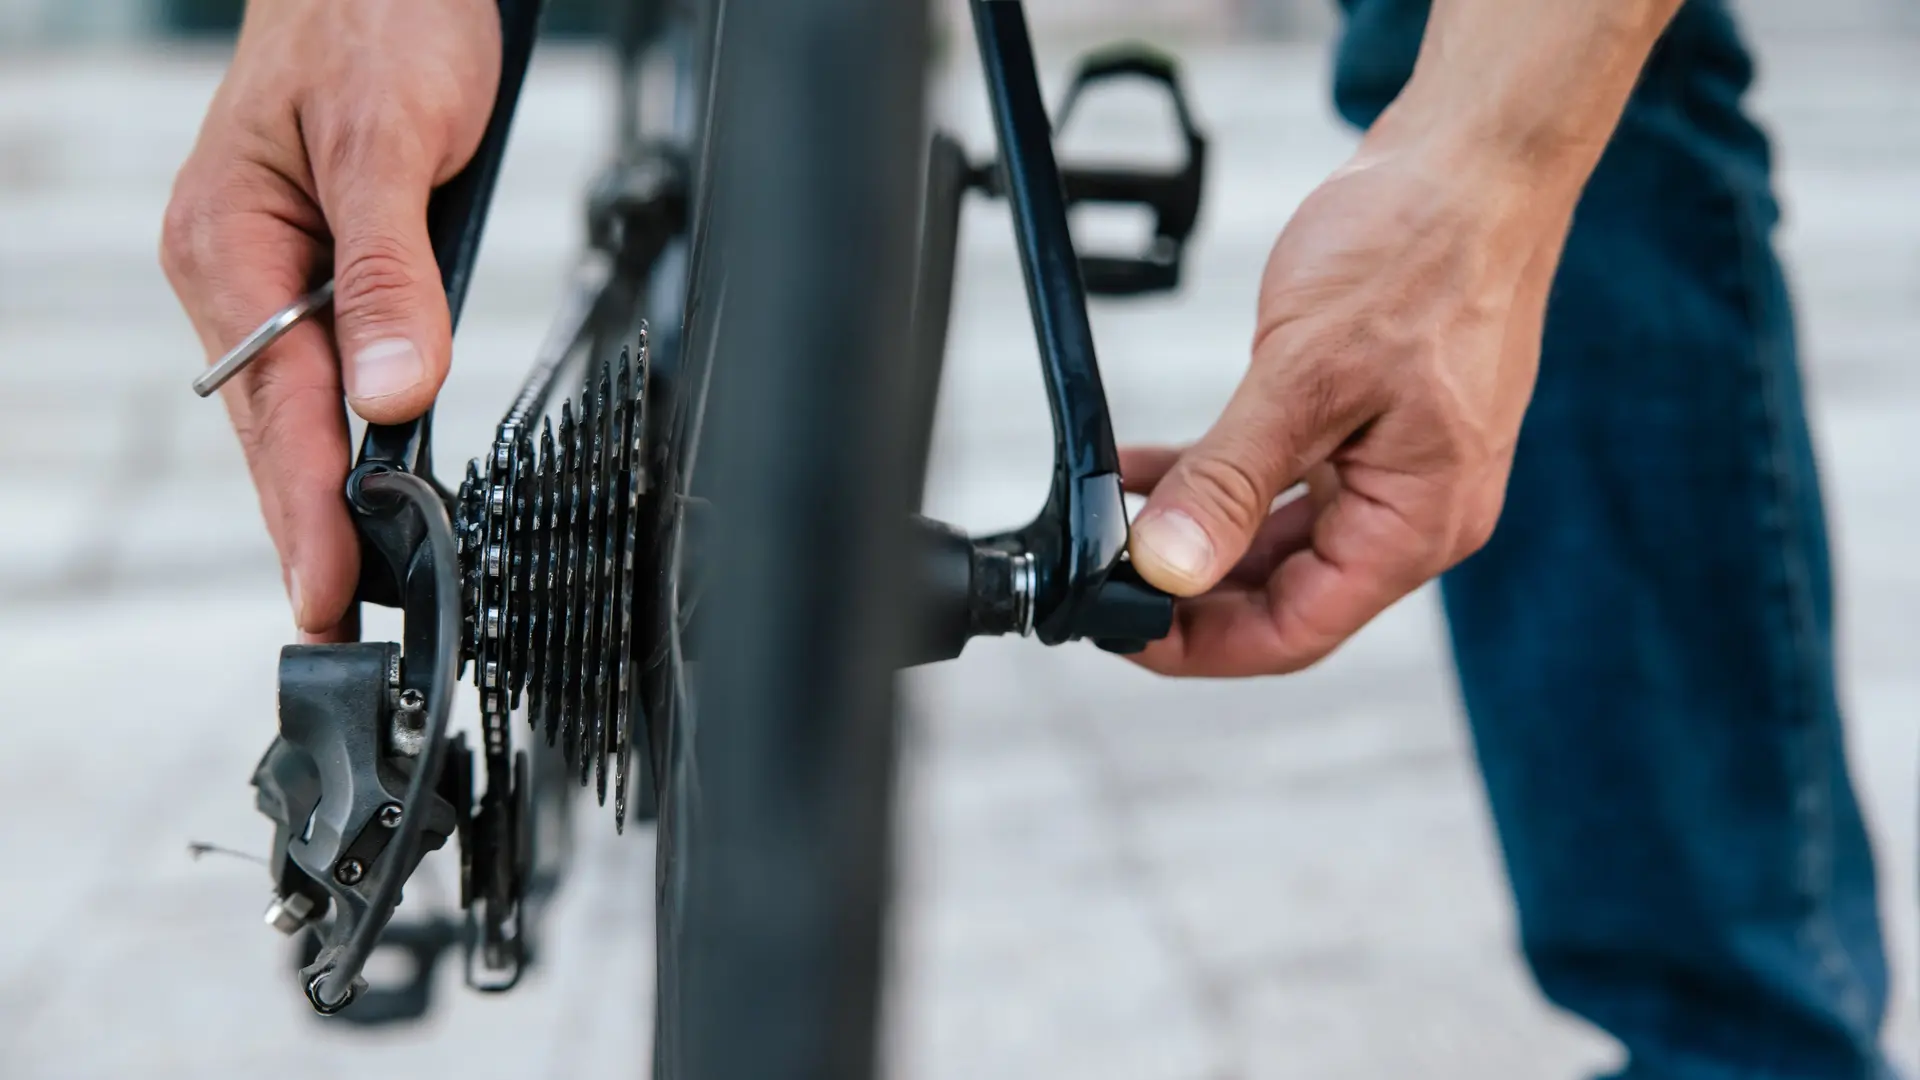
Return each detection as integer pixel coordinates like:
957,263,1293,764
456,330,652,830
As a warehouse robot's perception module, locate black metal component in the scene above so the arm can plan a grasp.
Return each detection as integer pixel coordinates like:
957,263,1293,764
442,328,651,990
463,749,527,991
253,644,460,1011
305,469,464,1011
961,44,1205,298
303,0,550,1011
1075,561,1173,654
973,0,1119,488
296,916,462,1027
1050,43,1208,296
354,0,546,483
456,341,651,806
898,2,1183,666
901,514,1026,667
588,146,690,277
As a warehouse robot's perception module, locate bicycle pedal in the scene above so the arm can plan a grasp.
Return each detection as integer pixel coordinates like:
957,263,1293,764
1053,42,1208,296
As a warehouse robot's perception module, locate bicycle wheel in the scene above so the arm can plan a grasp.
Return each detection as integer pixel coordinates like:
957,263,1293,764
649,2,933,1077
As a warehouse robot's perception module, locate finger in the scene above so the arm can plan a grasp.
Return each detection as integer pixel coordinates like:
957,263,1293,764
1129,354,1379,597
163,179,361,635
1135,464,1443,677
1128,591,1277,678
299,605,361,645
310,118,452,426
1218,462,1340,586
1219,492,1318,588
226,326,360,637
1119,446,1183,495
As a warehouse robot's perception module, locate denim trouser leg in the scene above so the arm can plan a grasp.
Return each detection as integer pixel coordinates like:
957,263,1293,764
1331,3,1893,1076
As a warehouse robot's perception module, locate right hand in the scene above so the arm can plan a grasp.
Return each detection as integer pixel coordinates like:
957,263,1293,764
161,0,501,640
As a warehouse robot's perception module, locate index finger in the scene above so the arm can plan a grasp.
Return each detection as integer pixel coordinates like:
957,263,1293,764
164,183,360,636
1130,480,1434,678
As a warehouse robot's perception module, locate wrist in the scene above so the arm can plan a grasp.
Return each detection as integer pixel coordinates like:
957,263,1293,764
1339,112,1578,269
1365,0,1678,204
1361,94,1593,211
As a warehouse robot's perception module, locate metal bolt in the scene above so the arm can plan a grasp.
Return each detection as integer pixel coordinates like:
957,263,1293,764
262,891,316,935
377,803,404,829
391,689,428,757
334,857,366,886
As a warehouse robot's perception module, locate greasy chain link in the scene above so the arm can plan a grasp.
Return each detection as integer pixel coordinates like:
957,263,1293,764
456,325,650,830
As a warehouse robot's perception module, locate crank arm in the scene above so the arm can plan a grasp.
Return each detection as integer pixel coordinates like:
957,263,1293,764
906,2,1206,664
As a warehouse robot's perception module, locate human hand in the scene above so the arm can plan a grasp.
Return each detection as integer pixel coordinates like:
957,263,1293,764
1122,125,1577,677
161,0,500,640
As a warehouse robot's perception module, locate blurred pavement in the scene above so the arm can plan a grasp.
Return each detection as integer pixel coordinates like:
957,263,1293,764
1,15,1916,1080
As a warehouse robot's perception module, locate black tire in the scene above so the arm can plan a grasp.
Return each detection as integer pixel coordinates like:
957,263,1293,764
650,2,933,1078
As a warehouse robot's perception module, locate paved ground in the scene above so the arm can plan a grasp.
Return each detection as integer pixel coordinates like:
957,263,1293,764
1,15,1917,1080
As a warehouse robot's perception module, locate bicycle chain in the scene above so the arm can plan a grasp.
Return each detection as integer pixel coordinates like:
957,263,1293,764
455,328,650,830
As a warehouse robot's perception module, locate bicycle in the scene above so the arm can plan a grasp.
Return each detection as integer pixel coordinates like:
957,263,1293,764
227,1,1208,1074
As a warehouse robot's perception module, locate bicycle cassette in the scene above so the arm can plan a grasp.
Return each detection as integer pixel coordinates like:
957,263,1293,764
456,329,652,831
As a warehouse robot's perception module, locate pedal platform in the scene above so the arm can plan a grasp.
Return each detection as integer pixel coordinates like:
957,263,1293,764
968,42,1207,296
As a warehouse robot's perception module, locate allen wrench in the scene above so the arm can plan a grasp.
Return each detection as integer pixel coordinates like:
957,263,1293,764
190,280,335,398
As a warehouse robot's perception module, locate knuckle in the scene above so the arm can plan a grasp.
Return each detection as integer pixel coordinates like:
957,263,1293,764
1457,513,1498,559
1428,402,1498,469
1253,333,1382,446
1453,483,1507,559
1357,486,1448,584
1348,317,1420,366
317,98,419,180
334,238,424,324
410,78,476,143
1304,361,1373,440
159,183,214,285
160,162,311,297
1175,453,1267,538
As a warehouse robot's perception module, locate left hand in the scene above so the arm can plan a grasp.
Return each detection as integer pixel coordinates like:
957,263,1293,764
1120,128,1572,677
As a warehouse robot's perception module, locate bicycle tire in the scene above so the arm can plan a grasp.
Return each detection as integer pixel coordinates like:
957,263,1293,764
650,2,932,1077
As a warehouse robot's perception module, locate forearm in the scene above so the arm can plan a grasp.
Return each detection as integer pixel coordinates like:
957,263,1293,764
1369,0,1685,199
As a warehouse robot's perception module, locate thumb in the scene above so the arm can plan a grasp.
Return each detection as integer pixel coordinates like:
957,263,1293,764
318,151,453,425
1129,359,1375,596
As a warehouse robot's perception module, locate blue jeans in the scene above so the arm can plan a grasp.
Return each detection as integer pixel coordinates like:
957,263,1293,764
1332,2,1894,1076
